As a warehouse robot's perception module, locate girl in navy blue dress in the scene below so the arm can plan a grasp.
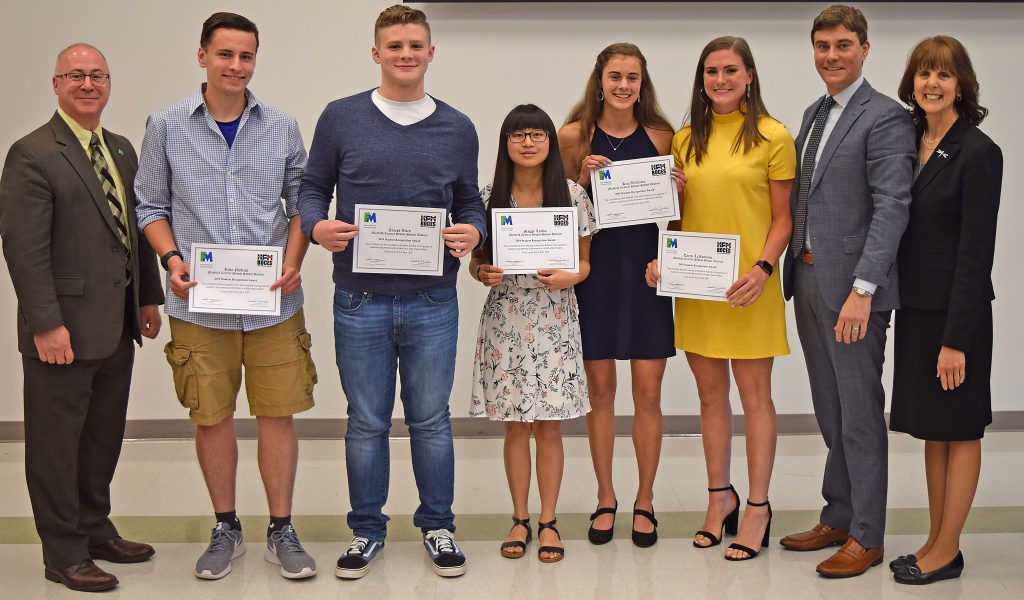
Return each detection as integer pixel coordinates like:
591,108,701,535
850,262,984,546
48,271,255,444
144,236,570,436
557,43,683,547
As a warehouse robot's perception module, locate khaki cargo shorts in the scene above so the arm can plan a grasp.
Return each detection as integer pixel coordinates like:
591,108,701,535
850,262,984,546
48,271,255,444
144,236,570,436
163,310,317,426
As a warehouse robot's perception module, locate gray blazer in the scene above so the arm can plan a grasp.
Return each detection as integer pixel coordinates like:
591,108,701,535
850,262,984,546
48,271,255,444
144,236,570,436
782,80,916,313
0,113,163,360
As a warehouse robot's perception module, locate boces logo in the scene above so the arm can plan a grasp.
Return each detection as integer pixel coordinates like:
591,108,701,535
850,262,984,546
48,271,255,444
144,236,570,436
598,169,612,181
716,241,733,254
256,253,274,267
500,215,513,226
665,238,678,249
553,214,569,227
200,251,214,262
651,163,667,176
420,215,437,228
363,212,377,223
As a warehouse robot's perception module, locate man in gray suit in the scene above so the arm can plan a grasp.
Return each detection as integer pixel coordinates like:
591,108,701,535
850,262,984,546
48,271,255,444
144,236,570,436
779,4,915,578
0,44,163,592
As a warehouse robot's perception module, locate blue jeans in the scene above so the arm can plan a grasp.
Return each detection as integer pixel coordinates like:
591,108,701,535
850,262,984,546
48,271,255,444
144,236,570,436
333,286,458,542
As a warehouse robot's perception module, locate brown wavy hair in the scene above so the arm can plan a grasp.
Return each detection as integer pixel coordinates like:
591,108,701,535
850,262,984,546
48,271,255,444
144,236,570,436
375,4,430,43
684,36,770,165
812,4,867,45
897,35,988,134
563,43,672,174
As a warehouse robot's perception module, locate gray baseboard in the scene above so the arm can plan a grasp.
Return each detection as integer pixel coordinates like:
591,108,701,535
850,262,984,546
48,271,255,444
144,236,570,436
1,412,1022,441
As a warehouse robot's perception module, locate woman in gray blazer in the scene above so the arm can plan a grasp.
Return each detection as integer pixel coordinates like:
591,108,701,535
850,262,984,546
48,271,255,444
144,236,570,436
889,35,1002,585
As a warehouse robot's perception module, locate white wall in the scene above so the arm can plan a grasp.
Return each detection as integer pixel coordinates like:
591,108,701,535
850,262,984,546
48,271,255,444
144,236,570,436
0,1,1021,422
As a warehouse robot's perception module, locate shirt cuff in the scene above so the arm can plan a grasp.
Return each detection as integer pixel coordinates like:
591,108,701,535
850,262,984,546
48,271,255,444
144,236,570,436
853,278,878,296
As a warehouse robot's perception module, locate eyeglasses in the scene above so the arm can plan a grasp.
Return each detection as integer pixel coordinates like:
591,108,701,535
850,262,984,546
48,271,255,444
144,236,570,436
55,72,111,86
507,130,549,143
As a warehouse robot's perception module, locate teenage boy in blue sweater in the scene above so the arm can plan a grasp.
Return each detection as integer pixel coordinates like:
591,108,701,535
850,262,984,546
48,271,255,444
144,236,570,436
297,4,484,580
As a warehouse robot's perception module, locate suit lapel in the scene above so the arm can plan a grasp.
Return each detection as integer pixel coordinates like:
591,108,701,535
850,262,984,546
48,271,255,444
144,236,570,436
810,83,871,195
51,114,122,241
912,118,968,195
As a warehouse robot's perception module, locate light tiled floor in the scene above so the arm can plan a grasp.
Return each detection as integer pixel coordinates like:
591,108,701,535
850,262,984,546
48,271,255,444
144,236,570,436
2,432,1023,598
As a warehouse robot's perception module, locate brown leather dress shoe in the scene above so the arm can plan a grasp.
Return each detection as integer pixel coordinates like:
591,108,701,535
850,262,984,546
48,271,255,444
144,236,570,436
89,537,156,563
44,559,119,592
779,523,849,551
816,538,883,578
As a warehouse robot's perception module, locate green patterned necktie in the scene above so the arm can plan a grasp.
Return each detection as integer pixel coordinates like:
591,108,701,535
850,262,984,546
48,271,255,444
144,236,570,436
89,132,131,281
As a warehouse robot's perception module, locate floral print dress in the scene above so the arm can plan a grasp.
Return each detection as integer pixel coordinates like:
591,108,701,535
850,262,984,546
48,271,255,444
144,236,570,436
470,180,597,421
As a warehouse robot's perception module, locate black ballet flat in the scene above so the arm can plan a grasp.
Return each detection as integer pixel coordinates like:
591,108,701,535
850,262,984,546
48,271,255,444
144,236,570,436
588,500,617,545
889,553,917,572
631,503,658,548
724,499,772,561
499,516,532,559
894,552,964,585
694,484,740,548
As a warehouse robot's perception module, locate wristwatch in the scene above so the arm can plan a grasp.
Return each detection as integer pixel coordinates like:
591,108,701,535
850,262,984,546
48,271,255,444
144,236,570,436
754,260,773,276
852,285,873,298
160,250,183,271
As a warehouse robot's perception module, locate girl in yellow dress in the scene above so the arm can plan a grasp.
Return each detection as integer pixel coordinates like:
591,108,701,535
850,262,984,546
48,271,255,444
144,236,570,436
646,36,795,560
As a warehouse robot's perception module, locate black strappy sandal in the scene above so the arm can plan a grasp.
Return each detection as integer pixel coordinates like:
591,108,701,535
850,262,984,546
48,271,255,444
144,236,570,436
537,519,564,563
587,500,617,545
632,503,659,548
694,484,740,548
725,499,772,561
499,516,532,559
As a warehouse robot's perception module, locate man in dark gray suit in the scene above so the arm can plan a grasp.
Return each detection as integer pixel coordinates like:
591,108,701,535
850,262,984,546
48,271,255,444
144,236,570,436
779,5,915,578
0,43,163,592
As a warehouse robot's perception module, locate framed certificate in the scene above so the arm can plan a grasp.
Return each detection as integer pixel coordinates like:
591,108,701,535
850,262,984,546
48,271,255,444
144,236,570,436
656,231,740,302
590,155,680,228
491,207,579,274
351,204,446,276
188,243,282,315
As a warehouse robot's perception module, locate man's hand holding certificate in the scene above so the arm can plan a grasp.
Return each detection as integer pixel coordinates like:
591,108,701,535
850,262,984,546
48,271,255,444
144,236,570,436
653,231,740,302
188,244,283,315
590,155,680,228
491,207,579,274
351,204,446,276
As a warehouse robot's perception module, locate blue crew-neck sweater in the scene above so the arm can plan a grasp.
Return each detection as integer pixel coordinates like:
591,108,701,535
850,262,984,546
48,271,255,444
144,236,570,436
298,89,485,295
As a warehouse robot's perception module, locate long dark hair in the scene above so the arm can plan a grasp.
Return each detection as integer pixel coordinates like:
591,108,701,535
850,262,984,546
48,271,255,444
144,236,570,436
484,104,571,262
897,35,988,135
563,43,673,175
684,36,769,165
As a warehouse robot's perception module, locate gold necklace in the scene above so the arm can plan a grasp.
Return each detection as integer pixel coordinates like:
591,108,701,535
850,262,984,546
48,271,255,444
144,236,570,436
922,132,940,148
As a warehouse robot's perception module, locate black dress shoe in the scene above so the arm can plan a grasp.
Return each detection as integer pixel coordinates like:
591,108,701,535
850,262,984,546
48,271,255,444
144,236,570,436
588,500,617,545
631,504,658,548
89,536,156,563
44,559,119,592
889,553,917,572
894,551,964,585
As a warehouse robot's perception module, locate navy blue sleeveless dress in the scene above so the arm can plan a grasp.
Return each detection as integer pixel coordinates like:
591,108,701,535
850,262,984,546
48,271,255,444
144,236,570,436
575,126,675,360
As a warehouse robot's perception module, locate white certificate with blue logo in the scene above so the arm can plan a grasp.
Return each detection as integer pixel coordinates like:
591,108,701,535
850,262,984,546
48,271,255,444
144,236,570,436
188,243,282,315
351,204,446,276
656,231,739,302
590,155,680,228
491,207,579,275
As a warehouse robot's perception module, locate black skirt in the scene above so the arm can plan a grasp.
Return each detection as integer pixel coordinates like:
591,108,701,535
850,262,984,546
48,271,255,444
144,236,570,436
889,306,992,441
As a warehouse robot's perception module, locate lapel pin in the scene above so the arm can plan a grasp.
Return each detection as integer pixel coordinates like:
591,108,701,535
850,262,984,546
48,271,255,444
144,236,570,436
936,149,949,159
117,149,124,155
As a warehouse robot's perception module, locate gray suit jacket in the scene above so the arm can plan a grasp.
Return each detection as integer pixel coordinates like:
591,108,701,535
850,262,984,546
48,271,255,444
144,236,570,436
782,80,916,313
0,113,163,360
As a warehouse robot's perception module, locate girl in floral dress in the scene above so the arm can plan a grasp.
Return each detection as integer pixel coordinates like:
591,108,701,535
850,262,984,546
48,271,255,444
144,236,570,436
469,104,596,563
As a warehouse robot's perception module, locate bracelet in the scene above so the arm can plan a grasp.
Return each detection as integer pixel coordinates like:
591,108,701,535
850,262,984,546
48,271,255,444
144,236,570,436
754,260,773,276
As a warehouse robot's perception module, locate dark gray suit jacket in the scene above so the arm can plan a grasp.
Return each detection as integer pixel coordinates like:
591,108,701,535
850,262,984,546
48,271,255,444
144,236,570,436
783,80,916,313
0,112,163,360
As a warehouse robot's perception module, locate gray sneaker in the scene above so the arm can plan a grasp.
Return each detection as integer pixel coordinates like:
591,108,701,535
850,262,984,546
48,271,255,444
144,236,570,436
265,525,317,579
195,522,245,580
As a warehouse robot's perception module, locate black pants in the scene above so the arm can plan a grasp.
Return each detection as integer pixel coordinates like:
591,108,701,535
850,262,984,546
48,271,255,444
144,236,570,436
23,325,135,569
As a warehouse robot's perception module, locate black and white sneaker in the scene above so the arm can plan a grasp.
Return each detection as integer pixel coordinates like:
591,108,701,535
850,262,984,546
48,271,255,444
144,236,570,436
423,529,467,577
335,537,383,580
